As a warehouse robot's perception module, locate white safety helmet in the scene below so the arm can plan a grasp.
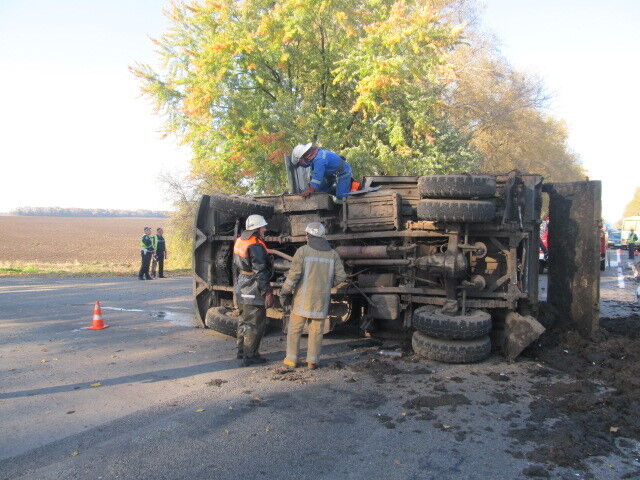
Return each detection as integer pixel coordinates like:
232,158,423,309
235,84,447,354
305,222,326,238
291,143,313,165
246,214,268,231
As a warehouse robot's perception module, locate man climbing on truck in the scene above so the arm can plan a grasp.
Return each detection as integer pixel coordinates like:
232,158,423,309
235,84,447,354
290,143,353,201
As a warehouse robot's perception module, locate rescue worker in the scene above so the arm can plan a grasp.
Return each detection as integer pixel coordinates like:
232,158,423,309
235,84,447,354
290,143,352,201
233,214,274,366
138,227,154,280
279,222,346,369
628,229,638,260
150,228,167,278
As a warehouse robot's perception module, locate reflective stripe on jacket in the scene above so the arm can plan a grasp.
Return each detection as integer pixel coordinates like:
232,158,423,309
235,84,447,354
233,231,272,306
281,241,347,319
140,234,154,250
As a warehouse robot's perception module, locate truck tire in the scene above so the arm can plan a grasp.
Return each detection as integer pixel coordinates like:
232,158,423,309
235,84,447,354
205,307,239,337
412,307,492,340
412,331,491,363
417,175,496,199
416,199,495,223
209,194,274,219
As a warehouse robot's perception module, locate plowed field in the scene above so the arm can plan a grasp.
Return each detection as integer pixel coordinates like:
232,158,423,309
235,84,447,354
0,216,166,264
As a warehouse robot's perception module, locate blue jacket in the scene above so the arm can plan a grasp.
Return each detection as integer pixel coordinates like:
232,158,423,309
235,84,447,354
309,149,345,187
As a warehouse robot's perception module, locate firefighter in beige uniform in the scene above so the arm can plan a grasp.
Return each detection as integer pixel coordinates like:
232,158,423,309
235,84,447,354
279,222,346,369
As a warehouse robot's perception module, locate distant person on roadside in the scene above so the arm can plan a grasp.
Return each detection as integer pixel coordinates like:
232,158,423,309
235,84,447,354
233,214,273,367
279,222,346,370
150,228,167,278
138,227,154,280
629,229,638,260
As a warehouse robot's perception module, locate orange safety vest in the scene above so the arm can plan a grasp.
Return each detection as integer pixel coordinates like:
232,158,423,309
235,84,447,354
233,235,268,258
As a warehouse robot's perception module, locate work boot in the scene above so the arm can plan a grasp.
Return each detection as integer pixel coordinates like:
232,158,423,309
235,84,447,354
282,358,297,368
242,356,267,367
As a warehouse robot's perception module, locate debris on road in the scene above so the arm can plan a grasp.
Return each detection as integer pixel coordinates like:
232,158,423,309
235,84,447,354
378,350,403,358
206,378,228,387
503,312,545,361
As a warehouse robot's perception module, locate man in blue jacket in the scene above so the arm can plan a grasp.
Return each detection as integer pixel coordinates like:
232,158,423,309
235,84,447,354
291,143,352,200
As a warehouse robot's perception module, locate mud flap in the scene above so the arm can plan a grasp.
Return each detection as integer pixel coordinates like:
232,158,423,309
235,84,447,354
543,181,601,337
503,312,545,361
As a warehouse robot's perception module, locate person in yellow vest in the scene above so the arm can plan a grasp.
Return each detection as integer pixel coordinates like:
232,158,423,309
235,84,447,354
233,214,274,366
138,227,154,280
279,222,346,369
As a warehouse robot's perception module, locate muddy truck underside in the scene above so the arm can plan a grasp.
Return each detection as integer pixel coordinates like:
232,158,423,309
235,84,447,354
193,171,578,363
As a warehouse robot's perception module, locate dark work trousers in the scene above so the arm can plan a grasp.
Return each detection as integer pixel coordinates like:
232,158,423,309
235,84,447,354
138,250,153,279
629,243,636,260
237,303,267,358
156,251,165,277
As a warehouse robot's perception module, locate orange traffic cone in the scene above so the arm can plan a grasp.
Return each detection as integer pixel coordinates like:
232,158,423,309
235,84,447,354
86,301,109,330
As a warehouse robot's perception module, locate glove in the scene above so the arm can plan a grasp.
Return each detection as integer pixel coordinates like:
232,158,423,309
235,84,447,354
264,290,275,308
300,185,316,198
279,292,292,308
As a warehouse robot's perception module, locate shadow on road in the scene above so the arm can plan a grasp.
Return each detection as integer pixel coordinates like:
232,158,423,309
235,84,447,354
0,358,240,400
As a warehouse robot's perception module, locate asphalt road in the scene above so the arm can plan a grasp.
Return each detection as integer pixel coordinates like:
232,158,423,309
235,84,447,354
0,276,634,479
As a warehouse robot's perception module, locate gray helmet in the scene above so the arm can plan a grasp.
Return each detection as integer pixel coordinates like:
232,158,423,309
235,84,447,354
305,222,326,238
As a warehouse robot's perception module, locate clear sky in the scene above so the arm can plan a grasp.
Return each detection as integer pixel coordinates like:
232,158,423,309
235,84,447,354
1,0,638,221
481,0,640,222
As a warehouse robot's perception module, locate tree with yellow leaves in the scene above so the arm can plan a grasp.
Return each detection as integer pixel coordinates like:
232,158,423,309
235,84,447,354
133,0,481,194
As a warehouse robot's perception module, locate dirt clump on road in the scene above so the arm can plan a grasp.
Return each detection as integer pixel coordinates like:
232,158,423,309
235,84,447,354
349,357,405,383
512,312,640,471
402,393,471,411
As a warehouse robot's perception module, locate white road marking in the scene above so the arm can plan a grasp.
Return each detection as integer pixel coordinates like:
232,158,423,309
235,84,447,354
616,249,626,289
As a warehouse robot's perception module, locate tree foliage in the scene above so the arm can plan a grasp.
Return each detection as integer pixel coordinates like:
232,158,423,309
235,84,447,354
133,0,481,194
622,188,640,219
135,0,586,258
445,47,584,182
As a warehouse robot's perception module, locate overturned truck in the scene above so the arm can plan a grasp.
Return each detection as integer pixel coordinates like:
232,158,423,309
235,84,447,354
193,169,601,363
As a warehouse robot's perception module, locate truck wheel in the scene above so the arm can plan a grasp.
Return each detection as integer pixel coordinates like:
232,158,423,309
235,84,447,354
416,199,495,223
209,194,274,219
412,306,492,340
412,331,491,363
205,307,239,337
417,175,496,199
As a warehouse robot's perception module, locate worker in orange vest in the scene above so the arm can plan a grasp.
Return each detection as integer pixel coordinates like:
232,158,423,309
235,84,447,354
233,214,274,366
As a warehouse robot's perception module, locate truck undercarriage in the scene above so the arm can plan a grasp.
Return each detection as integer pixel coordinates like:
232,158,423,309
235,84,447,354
193,171,555,363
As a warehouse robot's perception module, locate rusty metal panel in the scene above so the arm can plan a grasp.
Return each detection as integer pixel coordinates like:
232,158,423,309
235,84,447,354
288,213,322,236
343,191,402,231
258,193,334,213
363,176,419,215
544,181,601,337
